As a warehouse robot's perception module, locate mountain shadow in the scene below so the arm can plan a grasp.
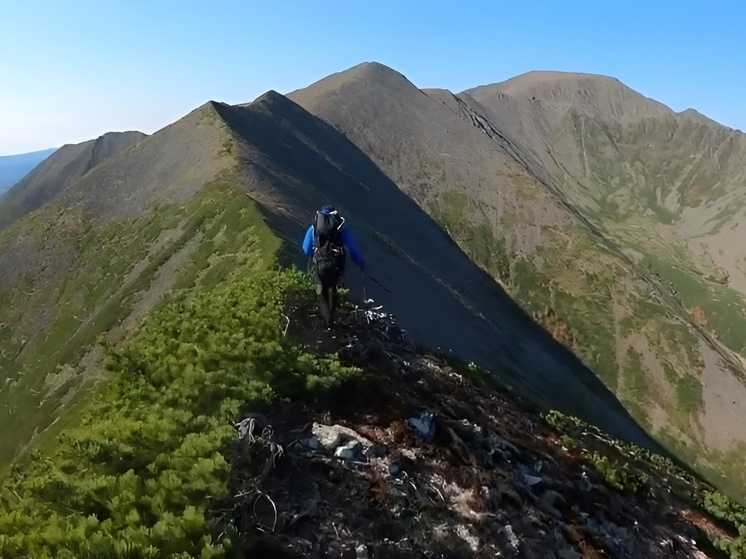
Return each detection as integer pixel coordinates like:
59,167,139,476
211,92,666,454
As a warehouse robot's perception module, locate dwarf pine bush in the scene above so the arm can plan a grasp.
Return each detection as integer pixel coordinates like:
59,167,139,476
0,265,359,558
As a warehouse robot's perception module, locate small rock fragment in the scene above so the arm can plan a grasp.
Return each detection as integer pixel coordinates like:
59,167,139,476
407,410,436,442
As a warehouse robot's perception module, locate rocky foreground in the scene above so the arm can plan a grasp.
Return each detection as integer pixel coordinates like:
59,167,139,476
217,304,734,558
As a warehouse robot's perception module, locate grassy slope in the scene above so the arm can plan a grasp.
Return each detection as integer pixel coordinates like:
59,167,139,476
0,214,351,557
0,133,145,232
431,164,746,498
515,105,746,497
0,162,282,475
538,102,746,348
0,102,250,472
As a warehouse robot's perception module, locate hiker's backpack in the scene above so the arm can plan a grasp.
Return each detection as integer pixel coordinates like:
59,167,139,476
313,211,346,282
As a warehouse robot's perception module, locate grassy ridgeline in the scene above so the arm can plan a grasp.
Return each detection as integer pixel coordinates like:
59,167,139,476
0,179,278,474
0,181,361,558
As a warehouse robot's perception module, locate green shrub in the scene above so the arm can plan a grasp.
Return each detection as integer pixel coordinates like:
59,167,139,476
0,265,359,558
703,491,746,557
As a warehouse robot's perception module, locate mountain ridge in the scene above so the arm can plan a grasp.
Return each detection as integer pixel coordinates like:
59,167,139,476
467,70,673,123
0,132,146,231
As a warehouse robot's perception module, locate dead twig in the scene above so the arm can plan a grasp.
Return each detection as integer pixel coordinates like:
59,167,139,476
253,491,278,533
234,417,257,443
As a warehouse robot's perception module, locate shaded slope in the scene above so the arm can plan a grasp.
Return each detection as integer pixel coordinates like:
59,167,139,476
211,90,663,453
287,62,746,497
0,132,145,231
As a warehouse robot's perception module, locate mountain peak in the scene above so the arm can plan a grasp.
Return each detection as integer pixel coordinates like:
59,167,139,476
678,107,724,128
288,61,419,106
342,60,408,79
250,89,286,105
489,70,622,91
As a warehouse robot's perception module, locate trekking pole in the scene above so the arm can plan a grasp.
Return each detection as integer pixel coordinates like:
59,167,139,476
361,269,369,303
364,272,394,295
360,269,372,324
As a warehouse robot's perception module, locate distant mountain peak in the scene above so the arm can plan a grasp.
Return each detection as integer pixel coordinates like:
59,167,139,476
344,60,409,78
499,69,621,85
288,61,419,105
678,107,724,128
250,89,290,107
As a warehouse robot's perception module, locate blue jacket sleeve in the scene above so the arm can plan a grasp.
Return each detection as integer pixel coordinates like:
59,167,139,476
302,226,314,258
341,228,364,269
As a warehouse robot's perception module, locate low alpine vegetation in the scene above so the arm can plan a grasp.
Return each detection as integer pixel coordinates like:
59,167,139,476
0,261,360,558
545,410,746,558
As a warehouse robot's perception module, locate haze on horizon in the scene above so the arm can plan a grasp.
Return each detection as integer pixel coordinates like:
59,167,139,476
1,0,744,156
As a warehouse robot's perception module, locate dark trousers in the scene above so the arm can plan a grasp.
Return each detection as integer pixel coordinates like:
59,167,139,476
310,257,345,328
317,279,339,328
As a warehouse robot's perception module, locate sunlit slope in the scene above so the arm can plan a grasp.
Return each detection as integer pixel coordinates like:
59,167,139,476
0,132,146,231
0,102,280,473
464,72,746,490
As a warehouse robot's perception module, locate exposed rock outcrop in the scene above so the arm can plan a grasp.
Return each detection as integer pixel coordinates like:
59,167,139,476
219,303,731,558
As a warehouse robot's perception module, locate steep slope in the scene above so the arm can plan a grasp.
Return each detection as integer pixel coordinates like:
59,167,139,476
288,63,746,497
0,132,145,231
212,91,659,451
461,72,746,491
0,148,57,193
465,71,746,300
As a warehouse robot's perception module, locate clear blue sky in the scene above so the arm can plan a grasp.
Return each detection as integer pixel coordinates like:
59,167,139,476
2,0,744,155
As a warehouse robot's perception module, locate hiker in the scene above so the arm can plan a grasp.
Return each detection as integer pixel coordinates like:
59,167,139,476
302,205,364,328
